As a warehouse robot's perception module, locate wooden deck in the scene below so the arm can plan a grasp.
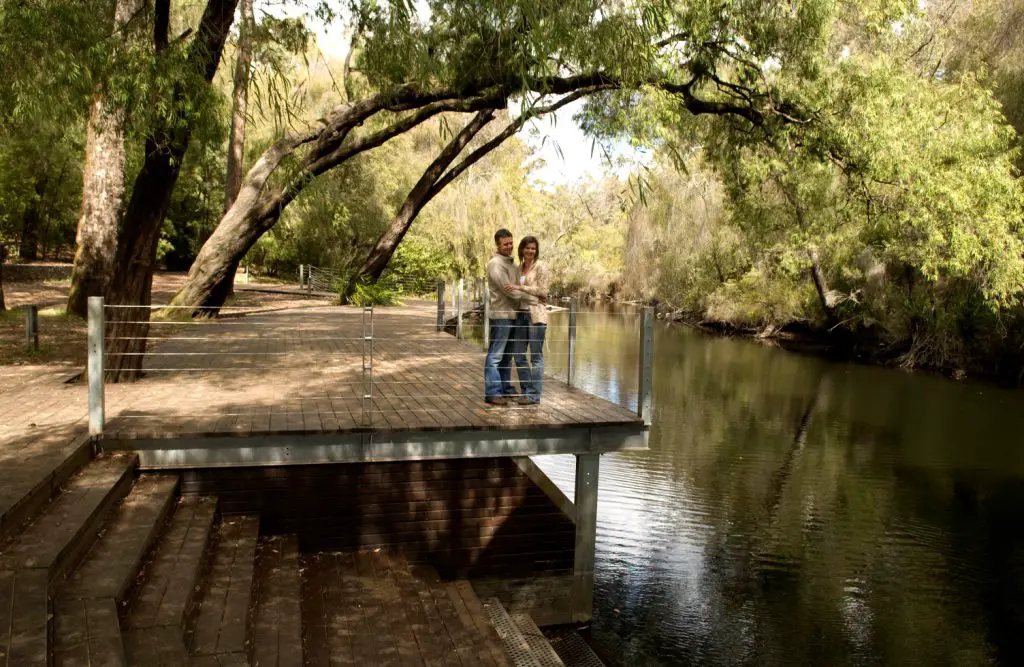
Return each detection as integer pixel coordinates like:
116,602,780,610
99,302,647,467
302,548,514,666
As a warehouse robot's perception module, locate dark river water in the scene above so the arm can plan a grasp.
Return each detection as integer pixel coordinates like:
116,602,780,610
530,305,1024,667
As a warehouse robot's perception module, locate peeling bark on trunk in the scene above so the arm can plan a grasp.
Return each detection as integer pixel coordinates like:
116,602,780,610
104,0,239,381
809,249,838,327
170,93,504,312
349,110,495,296
67,96,128,317
66,0,142,318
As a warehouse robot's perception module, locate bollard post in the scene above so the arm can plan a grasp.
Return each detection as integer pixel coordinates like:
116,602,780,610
436,279,445,332
482,279,490,348
637,305,654,425
25,304,38,351
87,297,105,437
567,297,578,388
456,278,464,340
243,265,250,284
298,264,305,288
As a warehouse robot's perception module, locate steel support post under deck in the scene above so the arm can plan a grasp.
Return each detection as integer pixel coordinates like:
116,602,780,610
571,452,600,623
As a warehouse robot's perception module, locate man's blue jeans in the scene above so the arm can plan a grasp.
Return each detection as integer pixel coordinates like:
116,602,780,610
511,312,547,402
484,318,516,401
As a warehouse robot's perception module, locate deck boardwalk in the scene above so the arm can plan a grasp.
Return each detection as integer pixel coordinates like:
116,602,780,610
98,302,646,467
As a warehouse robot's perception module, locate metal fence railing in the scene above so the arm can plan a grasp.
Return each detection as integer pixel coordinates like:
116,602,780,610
84,283,654,436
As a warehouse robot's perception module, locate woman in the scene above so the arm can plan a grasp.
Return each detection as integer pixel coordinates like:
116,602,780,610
506,235,550,404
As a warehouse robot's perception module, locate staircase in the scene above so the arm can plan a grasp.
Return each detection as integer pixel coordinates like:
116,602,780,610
0,440,601,667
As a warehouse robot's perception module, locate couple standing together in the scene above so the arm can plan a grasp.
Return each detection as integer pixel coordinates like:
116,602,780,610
483,229,550,406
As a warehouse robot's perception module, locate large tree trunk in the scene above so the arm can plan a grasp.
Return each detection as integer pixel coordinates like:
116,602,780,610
103,0,239,381
18,176,47,260
348,89,603,294
66,0,141,317
214,0,255,302
809,249,839,327
67,95,128,317
170,93,504,312
347,110,495,298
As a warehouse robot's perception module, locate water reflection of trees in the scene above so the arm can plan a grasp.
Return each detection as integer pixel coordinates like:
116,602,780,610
538,311,1024,666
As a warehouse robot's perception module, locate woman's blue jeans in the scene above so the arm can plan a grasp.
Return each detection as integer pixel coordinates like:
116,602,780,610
511,312,546,402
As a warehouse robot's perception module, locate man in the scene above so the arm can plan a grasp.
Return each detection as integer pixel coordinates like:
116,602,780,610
484,229,523,405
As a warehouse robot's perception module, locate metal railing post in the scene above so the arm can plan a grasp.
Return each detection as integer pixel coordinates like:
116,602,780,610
308,266,314,296
567,297,578,387
87,296,105,436
362,306,374,426
25,304,38,351
436,279,445,332
299,264,305,288
482,279,490,348
456,278,464,340
638,305,654,425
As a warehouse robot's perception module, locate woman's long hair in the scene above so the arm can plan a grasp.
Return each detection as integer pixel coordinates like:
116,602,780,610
518,235,540,263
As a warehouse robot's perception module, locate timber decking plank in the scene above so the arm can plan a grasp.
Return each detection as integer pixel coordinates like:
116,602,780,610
190,515,259,657
298,553,332,667
368,549,424,667
59,475,179,604
251,535,303,667
53,597,127,667
0,429,92,547
126,497,217,632
1,568,49,667
0,454,137,583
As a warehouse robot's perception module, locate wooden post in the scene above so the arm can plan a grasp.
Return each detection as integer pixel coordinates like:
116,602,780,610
638,305,654,425
456,278,464,340
436,280,445,332
243,265,249,284
87,296,105,437
25,304,38,351
567,297,578,387
482,279,490,348
362,306,373,426
571,453,600,623
298,264,305,288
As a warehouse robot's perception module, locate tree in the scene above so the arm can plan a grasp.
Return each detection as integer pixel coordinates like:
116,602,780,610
172,0,830,312
103,0,240,381
65,0,145,317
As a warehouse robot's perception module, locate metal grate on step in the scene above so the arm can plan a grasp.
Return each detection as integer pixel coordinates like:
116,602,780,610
511,613,565,667
549,632,607,667
481,597,544,667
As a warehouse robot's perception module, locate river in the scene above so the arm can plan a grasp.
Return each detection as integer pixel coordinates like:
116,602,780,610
529,305,1024,666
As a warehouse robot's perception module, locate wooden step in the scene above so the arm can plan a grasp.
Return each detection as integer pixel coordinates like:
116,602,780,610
59,475,180,604
189,515,259,660
123,496,217,667
481,597,543,667
52,475,179,667
53,597,126,667
0,453,137,582
300,549,513,667
0,569,49,667
0,429,92,545
251,535,302,667
510,614,565,667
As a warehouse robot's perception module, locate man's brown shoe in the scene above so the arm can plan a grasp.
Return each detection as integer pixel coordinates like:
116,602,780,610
516,395,536,405
485,397,510,406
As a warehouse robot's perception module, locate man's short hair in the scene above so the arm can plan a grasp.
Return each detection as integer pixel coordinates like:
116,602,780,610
494,228,512,245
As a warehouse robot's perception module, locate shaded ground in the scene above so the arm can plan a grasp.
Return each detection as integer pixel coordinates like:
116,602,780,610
1,269,333,366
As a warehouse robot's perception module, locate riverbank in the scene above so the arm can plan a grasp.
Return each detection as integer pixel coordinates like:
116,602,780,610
656,308,1024,387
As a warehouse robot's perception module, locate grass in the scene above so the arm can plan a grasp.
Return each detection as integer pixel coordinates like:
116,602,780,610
0,305,87,366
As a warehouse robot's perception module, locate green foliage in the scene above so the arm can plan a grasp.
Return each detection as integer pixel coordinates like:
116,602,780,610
345,280,402,307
